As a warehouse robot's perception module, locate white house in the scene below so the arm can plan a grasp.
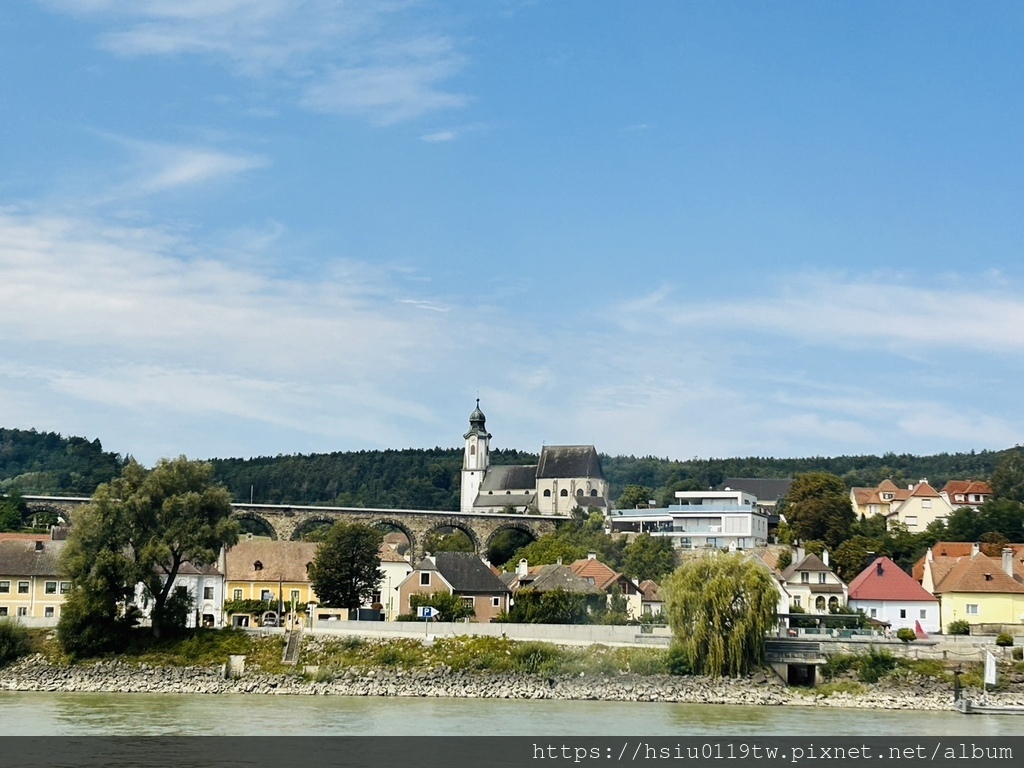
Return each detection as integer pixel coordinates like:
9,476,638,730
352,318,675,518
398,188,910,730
847,556,940,634
372,544,413,621
608,490,769,550
136,560,226,628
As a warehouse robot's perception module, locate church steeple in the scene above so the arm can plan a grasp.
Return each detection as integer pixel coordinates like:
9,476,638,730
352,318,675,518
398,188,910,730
460,399,491,513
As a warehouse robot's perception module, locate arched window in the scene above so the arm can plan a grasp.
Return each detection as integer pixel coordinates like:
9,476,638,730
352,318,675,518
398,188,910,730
543,489,551,497
815,596,826,611
560,489,568,497
590,489,598,496
829,597,839,611
470,444,476,455
576,489,583,497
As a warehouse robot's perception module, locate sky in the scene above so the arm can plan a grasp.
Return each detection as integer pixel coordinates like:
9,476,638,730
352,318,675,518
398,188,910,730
2,1,1024,467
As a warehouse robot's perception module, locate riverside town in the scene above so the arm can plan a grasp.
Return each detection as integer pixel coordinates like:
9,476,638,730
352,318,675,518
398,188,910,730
2,404,1024,721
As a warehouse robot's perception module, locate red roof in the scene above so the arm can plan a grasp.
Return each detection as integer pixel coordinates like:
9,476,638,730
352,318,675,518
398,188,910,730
848,557,937,603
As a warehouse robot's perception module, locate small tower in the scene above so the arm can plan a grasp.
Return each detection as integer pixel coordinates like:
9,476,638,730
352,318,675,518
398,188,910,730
460,399,491,513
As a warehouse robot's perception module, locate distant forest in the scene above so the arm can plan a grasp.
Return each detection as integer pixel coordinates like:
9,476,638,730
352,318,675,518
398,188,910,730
0,426,1013,509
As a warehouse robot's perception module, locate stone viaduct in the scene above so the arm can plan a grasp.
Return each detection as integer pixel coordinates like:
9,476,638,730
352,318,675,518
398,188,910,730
24,496,560,560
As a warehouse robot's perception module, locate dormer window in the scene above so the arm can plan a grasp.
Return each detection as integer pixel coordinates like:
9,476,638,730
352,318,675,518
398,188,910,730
254,561,263,571
881,493,894,501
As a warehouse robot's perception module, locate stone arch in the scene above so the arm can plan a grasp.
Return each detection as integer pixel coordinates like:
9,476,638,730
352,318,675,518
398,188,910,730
290,515,338,541
422,518,481,555
233,511,278,540
369,517,418,559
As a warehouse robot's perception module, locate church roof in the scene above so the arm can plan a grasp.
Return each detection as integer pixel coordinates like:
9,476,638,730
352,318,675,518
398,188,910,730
537,445,604,480
481,464,538,491
472,492,536,509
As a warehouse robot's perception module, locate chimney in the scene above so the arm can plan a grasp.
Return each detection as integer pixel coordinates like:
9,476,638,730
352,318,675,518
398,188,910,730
587,552,597,560
517,559,528,578
875,560,884,576
971,542,980,557
822,550,829,567
795,545,805,563
1003,547,1014,578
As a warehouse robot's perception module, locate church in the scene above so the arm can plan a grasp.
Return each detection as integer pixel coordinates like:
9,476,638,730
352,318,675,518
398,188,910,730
459,401,609,516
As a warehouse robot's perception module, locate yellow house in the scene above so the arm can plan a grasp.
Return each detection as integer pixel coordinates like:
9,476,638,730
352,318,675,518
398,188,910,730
0,539,70,622
922,545,1024,632
223,540,319,626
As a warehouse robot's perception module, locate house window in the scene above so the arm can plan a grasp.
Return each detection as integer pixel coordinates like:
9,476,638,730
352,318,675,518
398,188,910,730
45,581,57,594
260,589,273,602
815,596,826,611
461,596,474,608
420,572,431,586
60,582,70,594
290,590,301,604
792,597,801,608
233,589,243,600
175,585,188,599
869,608,877,618
0,607,6,616
899,609,907,619
18,582,29,594
921,499,931,509
800,572,809,583
204,587,215,600
920,609,927,619
44,606,54,618
818,573,826,584
0,581,9,594
492,597,500,607
966,604,979,615
17,607,27,617
954,494,965,503
905,516,917,527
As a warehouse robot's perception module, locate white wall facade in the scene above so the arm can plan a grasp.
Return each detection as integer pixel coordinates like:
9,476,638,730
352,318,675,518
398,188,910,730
849,598,940,634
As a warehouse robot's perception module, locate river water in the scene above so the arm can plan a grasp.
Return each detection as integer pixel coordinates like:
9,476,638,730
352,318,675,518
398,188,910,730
0,692,1018,736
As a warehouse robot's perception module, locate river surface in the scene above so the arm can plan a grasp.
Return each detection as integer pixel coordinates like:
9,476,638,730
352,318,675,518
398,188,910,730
0,692,1018,736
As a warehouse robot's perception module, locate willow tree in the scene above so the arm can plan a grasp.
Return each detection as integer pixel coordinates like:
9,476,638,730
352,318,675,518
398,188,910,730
663,553,778,677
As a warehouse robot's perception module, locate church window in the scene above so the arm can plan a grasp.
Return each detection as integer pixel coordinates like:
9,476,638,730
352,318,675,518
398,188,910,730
576,489,583,497
590,489,598,496
470,444,476,455
543,490,551,497
560,489,568,497
506,490,511,494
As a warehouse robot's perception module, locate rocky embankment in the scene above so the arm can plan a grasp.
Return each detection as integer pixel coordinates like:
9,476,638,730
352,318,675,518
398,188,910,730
3,654,1022,710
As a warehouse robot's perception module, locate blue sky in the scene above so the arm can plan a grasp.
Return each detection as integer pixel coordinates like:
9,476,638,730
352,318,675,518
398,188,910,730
2,1,1024,466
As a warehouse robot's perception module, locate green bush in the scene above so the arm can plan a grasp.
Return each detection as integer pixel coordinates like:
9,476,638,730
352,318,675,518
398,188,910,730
857,646,897,683
896,628,916,643
1012,647,1023,661
0,619,31,667
996,633,1014,647
510,641,564,675
947,620,970,636
820,653,857,680
665,644,692,676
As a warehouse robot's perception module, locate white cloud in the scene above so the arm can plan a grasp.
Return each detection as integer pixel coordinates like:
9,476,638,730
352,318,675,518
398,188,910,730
39,0,468,125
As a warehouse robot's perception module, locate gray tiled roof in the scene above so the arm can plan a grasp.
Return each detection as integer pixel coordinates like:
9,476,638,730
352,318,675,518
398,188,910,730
473,493,536,509
537,445,604,480
0,540,66,577
425,552,510,595
480,465,538,491
716,478,792,502
515,564,604,595
781,554,834,581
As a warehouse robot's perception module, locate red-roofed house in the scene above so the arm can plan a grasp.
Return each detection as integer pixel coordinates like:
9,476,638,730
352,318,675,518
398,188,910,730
849,479,953,531
921,545,1024,632
940,480,992,510
847,556,939,634
569,554,643,619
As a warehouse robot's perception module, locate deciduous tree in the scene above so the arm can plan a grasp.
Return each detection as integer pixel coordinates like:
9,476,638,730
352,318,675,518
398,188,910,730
621,533,675,583
662,553,778,677
307,522,384,610
780,472,854,550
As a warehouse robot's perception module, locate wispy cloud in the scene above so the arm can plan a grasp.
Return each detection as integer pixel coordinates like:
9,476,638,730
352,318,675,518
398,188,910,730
111,137,269,195
39,0,469,125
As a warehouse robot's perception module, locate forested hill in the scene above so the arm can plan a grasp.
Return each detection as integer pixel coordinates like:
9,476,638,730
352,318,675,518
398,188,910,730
0,425,1011,509
0,428,126,495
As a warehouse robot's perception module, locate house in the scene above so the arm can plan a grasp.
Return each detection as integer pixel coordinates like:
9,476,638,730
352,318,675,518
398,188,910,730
939,480,993,510
638,580,664,618
568,554,644,618
608,489,769,551
847,556,940,634
779,550,848,614
716,478,791,535
0,539,68,623
849,479,953,531
374,544,413,621
459,401,609,515
920,544,1024,632
223,539,319,627
911,541,1024,582
501,559,605,616
397,551,511,622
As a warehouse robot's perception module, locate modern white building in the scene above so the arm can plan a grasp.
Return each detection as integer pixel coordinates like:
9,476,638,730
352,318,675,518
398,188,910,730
608,490,769,550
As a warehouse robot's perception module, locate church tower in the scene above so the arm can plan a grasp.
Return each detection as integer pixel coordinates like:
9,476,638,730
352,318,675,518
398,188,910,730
460,399,491,513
